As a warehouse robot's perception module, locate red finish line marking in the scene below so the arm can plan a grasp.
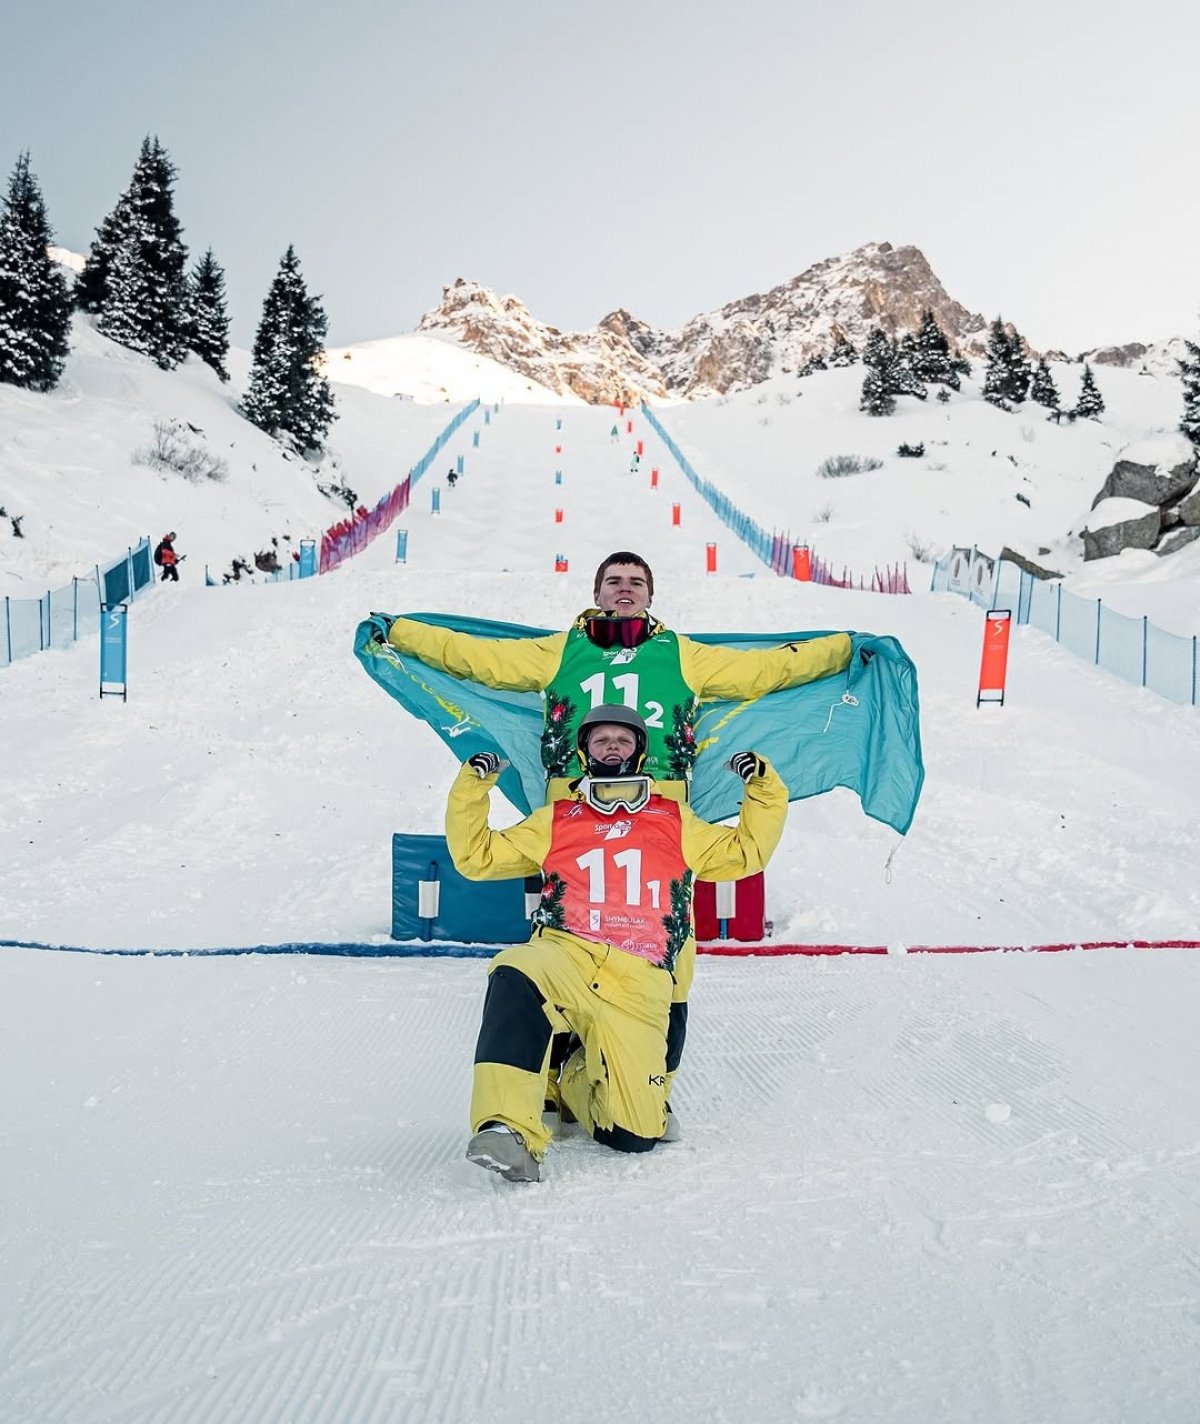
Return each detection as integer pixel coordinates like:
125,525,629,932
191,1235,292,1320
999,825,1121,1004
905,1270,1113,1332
698,940,1200,957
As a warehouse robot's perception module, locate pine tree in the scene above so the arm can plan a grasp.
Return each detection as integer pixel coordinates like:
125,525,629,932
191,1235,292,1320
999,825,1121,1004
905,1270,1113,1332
860,363,895,416
798,351,827,376
1007,327,1032,403
982,317,1013,408
185,248,230,382
0,152,72,391
242,245,336,452
861,327,892,373
1178,339,1200,444
912,308,960,390
75,193,130,314
887,335,927,401
81,136,189,369
828,331,857,366
1030,358,1060,410
1074,363,1105,419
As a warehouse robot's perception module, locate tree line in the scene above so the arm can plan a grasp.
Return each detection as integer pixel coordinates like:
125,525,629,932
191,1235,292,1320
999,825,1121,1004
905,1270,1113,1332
0,140,335,453
800,309,1108,422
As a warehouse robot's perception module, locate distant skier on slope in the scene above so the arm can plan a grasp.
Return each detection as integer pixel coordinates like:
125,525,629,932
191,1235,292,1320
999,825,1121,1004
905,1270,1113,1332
453,705,786,1182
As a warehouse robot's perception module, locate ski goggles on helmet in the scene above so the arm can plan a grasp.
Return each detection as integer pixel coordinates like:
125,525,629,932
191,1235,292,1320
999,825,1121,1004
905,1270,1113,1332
582,774,651,816
584,615,651,650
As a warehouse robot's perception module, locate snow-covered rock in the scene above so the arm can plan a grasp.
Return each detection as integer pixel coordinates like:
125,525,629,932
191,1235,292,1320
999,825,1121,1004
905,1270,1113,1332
1082,498,1162,560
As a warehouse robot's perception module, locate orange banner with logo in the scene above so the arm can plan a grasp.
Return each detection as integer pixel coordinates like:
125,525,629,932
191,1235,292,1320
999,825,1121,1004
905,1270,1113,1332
977,609,1012,705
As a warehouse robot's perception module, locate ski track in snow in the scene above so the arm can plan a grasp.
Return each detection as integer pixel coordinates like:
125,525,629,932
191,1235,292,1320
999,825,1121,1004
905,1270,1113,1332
2,951,1200,1423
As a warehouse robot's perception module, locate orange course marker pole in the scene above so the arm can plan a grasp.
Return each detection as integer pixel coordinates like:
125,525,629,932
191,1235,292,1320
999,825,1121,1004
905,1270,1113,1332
706,543,717,574
671,503,681,527
554,508,563,524
650,468,659,489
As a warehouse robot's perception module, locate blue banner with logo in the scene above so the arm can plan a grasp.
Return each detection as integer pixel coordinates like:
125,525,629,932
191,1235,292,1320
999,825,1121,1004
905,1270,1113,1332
99,603,128,697
298,539,317,578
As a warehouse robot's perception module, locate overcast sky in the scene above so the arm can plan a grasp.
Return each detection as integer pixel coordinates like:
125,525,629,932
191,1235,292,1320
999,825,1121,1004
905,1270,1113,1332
3,0,1196,353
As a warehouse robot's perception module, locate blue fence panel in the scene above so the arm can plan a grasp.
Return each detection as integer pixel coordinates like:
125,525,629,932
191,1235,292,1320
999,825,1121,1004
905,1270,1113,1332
47,584,76,650
1145,624,1197,706
1026,577,1059,637
1097,606,1145,685
5,597,43,661
75,577,101,641
1057,589,1100,664
102,555,130,606
131,543,152,592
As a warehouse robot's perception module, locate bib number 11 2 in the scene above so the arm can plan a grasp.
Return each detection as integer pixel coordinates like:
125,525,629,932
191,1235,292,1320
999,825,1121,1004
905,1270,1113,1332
579,672,664,729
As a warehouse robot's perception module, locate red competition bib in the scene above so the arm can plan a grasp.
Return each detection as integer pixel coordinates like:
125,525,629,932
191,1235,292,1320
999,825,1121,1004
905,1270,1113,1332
534,797,693,970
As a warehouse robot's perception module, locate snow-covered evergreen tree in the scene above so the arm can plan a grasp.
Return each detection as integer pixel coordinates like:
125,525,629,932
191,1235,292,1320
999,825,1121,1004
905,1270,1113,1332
0,152,72,392
1074,363,1105,419
912,308,960,389
982,318,1014,408
242,245,336,452
96,228,151,349
185,248,230,382
887,335,927,401
80,136,189,369
1178,339,1200,444
1030,358,1060,410
859,364,895,416
861,327,891,372
1007,327,1032,403
828,331,857,367
798,350,827,376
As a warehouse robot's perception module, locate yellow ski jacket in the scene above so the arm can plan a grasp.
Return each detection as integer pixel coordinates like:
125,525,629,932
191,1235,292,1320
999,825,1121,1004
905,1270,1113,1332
446,756,789,914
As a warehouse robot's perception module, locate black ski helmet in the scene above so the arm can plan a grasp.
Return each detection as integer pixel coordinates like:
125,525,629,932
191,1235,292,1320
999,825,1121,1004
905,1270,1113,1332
576,704,648,776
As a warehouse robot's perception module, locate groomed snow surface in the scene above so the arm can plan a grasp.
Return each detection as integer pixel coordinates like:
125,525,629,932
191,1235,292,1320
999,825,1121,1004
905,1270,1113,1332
3,389,1200,1422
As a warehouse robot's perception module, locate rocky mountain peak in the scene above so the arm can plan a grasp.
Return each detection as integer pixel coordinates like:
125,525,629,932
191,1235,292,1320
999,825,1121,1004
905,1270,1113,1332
410,243,1118,405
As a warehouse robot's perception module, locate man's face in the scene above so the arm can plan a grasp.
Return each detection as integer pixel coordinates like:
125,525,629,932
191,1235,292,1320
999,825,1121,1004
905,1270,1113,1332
586,725,638,767
596,563,651,616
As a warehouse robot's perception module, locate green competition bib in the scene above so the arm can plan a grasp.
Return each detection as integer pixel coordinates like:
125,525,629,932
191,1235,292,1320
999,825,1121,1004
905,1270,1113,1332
542,626,697,782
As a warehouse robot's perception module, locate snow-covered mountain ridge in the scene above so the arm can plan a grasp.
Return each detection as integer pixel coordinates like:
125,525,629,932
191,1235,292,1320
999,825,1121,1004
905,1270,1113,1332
345,242,1187,406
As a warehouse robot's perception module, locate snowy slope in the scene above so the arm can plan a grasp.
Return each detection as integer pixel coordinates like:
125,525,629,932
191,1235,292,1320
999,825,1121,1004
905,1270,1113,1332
2,362,1200,1423
324,329,580,406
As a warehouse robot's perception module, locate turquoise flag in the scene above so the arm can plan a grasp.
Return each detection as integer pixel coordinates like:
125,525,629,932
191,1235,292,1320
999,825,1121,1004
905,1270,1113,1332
354,613,924,834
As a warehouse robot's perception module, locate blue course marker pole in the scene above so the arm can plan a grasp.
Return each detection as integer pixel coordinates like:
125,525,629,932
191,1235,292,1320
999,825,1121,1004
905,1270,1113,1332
556,417,562,431
431,488,441,515
554,470,562,485
456,454,465,475
472,430,480,448
395,528,409,563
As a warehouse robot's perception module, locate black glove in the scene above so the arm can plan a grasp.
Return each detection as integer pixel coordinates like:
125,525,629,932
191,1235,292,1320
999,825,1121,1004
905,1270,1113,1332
468,752,503,779
727,751,766,783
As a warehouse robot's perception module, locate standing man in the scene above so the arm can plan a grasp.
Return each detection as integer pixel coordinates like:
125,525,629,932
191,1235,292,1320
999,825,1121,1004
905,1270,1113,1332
451,706,787,1182
154,531,181,582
